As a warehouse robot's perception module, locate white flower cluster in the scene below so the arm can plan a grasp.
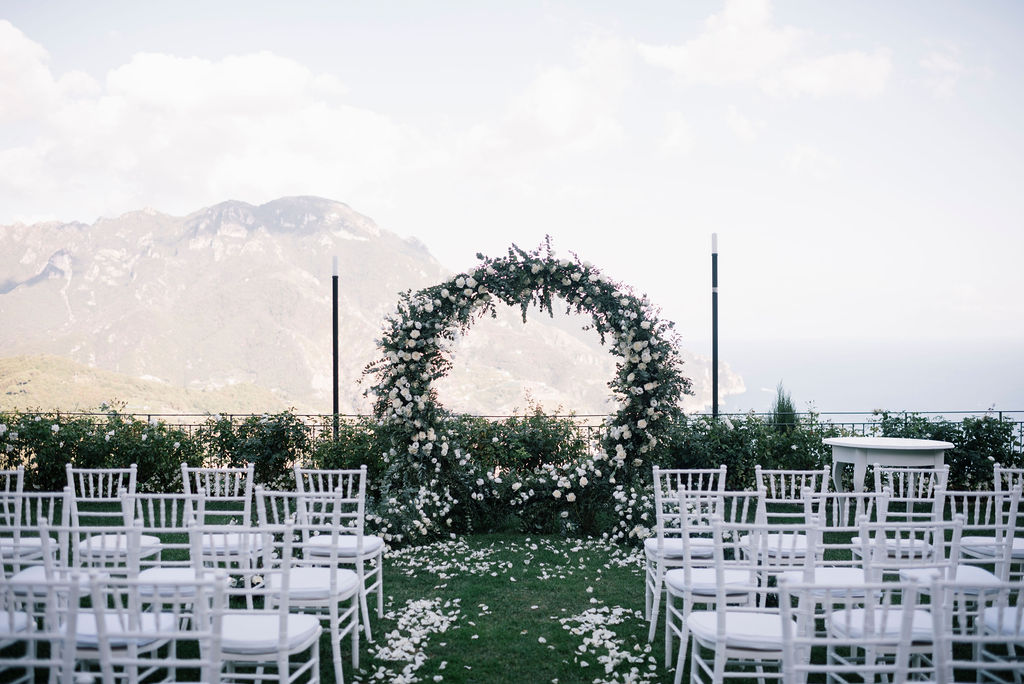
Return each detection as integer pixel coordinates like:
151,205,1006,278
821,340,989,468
604,482,655,545
369,597,462,683
559,606,659,682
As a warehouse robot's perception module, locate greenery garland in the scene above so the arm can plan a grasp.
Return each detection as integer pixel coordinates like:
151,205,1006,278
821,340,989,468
363,239,692,542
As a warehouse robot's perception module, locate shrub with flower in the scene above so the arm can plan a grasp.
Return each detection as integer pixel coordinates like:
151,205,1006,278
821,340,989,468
363,239,692,543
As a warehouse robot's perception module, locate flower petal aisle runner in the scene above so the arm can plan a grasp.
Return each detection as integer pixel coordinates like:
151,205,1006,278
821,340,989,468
360,536,660,683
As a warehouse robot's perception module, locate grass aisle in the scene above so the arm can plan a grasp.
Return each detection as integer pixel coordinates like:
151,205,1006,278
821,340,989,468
349,534,665,684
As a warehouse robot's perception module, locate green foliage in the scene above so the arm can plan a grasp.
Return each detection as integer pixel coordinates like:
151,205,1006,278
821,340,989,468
1,405,1021,546
194,411,311,489
653,412,840,490
769,381,797,433
0,404,200,491
877,411,1021,490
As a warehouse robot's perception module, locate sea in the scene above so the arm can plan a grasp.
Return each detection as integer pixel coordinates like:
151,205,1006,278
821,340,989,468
715,337,1024,419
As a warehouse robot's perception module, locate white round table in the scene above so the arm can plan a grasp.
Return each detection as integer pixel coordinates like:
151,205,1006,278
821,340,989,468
822,436,954,492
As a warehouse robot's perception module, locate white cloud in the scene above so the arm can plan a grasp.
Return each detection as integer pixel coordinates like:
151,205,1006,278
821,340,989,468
920,46,974,99
638,0,799,85
762,49,891,98
638,0,890,98
499,35,630,156
0,35,435,223
725,105,761,141
660,111,694,155
784,144,837,179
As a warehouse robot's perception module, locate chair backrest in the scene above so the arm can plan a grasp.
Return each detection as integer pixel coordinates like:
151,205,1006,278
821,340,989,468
0,466,24,495
667,489,735,605
994,463,1024,493
181,463,254,526
650,466,726,552
66,463,138,499
257,487,348,570
88,573,225,684
947,486,1022,581
859,514,963,581
803,488,889,566
191,521,312,643
712,517,821,609
295,465,368,537
1,571,81,684
40,510,144,577
929,577,1024,684
129,491,204,569
779,577,923,684
754,467,829,526
874,464,947,524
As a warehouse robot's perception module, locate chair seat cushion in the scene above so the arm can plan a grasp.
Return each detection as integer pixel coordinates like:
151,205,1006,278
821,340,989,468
8,566,97,595
267,566,359,600
78,534,162,559
829,607,932,641
740,532,808,557
666,568,753,596
686,611,791,651
305,534,384,557
74,612,178,648
982,605,1024,637
0,536,45,557
961,535,1024,560
221,613,322,654
899,564,1001,592
851,535,931,557
137,567,200,596
779,567,870,596
643,536,715,560
201,531,264,554
0,611,29,636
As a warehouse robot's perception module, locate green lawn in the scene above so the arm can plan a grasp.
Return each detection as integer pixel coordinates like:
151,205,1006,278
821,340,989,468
349,534,666,684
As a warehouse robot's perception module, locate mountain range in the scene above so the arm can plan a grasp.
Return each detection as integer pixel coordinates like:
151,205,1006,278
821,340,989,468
0,196,743,416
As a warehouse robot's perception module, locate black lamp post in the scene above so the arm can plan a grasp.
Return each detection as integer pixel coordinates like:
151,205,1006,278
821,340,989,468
332,255,339,440
712,233,719,419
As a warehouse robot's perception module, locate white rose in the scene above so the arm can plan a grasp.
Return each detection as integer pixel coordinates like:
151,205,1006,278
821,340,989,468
566,493,576,503
553,490,562,499
637,419,648,429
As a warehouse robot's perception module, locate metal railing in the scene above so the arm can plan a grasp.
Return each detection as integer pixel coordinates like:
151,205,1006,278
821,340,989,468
9,409,1023,454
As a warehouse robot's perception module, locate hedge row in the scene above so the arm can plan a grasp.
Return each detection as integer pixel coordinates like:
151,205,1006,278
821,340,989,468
1,406,1018,542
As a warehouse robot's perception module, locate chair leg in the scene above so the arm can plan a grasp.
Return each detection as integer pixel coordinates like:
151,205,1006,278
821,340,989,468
351,595,360,670
375,556,384,619
329,602,344,684
357,559,373,642
648,563,664,642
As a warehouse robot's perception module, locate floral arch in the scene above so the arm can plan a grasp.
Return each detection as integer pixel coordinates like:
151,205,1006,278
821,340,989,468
364,240,692,543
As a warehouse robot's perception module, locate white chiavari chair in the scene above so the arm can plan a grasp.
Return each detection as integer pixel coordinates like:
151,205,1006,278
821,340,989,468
779,488,889,600
745,467,829,564
66,466,161,569
685,516,819,684
257,487,360,684
995,463,1024,493
294,464,383,642
191,521,322,684
663,488,751,683
182,463,260,610
645,465,727,641
129,491,206,593
779,576,926,684
1,571,81,684
930,576,1024,683
85,573,225,684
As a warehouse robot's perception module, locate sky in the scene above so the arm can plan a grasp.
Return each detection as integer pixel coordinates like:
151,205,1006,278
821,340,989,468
2,1,1023,410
